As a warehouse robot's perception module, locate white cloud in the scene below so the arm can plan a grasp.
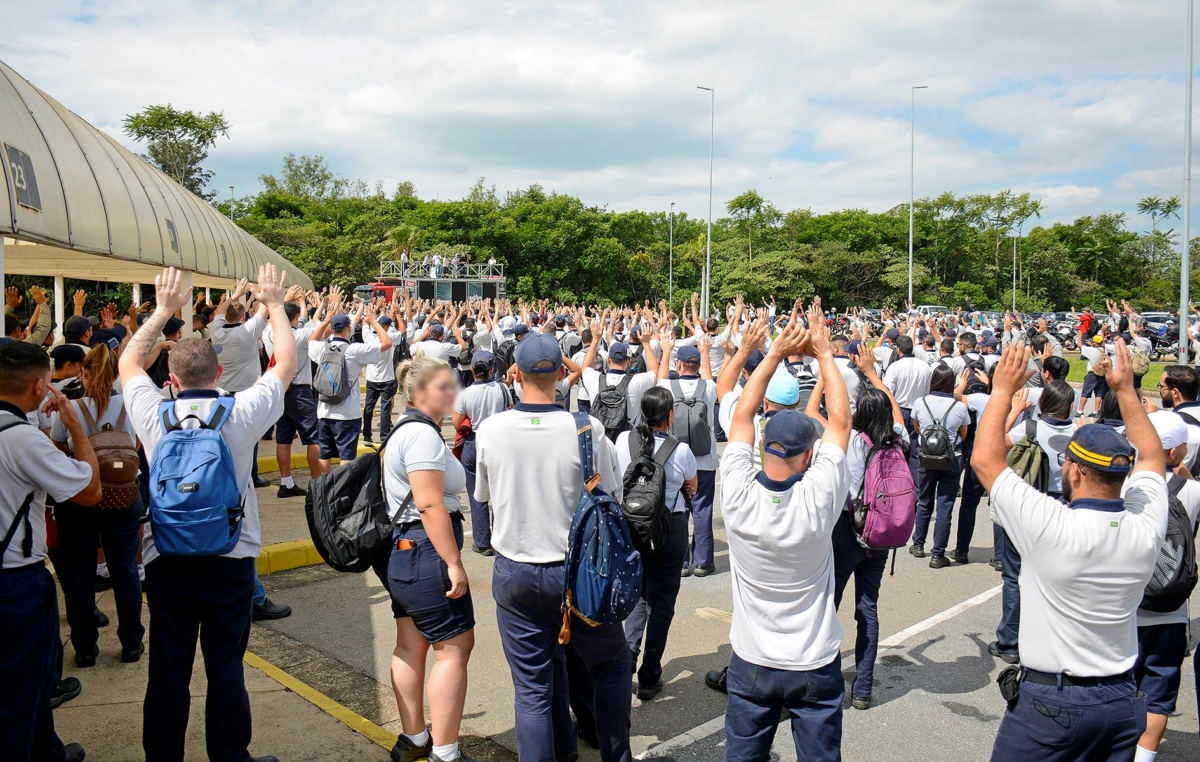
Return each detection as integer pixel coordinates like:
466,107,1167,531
2,0,1197,226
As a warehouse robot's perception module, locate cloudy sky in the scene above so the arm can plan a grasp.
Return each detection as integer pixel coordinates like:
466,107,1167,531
4,0,1197,227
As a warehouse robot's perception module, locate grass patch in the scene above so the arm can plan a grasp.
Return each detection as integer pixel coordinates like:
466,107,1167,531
1064,359,1170,387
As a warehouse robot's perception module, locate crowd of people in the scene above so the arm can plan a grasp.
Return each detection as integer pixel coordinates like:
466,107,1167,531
0,276,1194,762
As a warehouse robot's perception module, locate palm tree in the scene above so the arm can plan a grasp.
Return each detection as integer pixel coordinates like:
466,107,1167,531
1138,195,1181,269
385,224,426,261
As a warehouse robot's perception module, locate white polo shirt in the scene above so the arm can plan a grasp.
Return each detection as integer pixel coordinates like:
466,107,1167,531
412,339,460,364
263,322,318,386
614,430,697,513
989,468,1168,676
124,374,285,563
209,313,267,393
719,440,848,671
660,376,718,471
0,406,93,569
362,324,404,384
883,355,931,409
474,405,622,564
308,338,382,420
580,369,657,426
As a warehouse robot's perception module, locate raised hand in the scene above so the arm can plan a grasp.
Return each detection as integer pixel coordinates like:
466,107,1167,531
29,286,48,305
153,267,194,315
251,264,288,309
1106,337,1133,393
73,289,87,315
4,286,21,311
992,342,1032,398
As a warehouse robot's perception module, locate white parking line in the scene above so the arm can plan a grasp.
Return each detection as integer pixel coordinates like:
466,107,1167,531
637,583,1003,759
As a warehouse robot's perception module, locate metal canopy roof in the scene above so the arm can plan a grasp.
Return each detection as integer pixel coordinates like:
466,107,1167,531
0,59,312,290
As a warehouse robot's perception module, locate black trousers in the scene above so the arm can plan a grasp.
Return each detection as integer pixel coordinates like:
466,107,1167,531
143,555,256,762
363,380,398,441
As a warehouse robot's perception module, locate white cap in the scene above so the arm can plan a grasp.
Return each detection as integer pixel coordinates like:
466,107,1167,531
1148,410,1189,450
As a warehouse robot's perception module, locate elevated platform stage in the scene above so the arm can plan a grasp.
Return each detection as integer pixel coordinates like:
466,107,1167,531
366,260,506,302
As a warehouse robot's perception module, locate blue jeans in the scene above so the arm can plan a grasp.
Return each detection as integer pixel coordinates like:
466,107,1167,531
56,500,145,656
725,652,843,762
253,571,267,608
990,674,1144,761
625,512,689,687
683,470,716,569
143,556,256,762
831,512,887,699
461,438,491,550
492,555,632,762
0,564,65,762
995,527,1021,655
911,458,963,558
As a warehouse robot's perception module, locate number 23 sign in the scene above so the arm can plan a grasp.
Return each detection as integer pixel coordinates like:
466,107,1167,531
5,143,42,212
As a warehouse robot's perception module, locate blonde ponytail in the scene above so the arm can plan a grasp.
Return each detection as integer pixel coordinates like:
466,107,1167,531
396,356,451,408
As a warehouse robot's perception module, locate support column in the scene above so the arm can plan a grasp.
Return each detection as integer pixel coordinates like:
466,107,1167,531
181,271,195,339
132,282,141,306
53,275,65,339
0,236,5,301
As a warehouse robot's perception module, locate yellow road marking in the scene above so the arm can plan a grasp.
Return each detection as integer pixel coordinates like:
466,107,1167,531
243,650,395,750
694,607,732,624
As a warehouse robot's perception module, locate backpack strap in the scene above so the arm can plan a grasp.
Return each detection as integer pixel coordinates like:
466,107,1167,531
1167,473,1187,498
1025,417,1038,443
616,374,634,393
921,398,943,428
655,435,682,466
76,400,99,437
572,410,600,492
669,379,685,401
599,374,610,393
115,406,128,433
0,417,35,565
203,397,235,432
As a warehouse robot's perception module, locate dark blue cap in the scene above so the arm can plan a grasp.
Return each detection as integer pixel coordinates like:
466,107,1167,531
377,316,393,328
472,350,496,371
609,342,630,362
513,324,529,338
430,324,445,338
762,411,821,458
744,350,765,373
49,344,85,366
1066,424,1136,474
515,333,562,374
330,314,351,330
677,346,702,365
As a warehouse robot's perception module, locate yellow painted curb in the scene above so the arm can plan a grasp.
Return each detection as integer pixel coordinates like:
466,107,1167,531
256,443,377,474
244,651,394,750
256,539,325,576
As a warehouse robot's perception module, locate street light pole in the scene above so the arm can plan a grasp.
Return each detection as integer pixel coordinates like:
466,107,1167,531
228,185,235,222
908,85,928,306
698,86,714,318
1183,0,1195,364
669,202,675,305
1012,222,1022,313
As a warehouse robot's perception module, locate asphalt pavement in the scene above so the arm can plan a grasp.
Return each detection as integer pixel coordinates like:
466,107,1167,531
257,464,1200,762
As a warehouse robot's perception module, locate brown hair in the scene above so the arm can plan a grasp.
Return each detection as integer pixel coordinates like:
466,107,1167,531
396,357,452,408
82,344,118,417
168,338,220,388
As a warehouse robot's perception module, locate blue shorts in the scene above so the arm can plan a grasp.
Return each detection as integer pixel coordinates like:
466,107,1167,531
372,515,474,643
276,385,318,446
1135,623,1187,715
317,418,361,460
1080,372,1109,400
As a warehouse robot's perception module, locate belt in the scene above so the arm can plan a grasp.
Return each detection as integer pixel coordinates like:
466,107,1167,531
1022,668,1133,687
397,512,464,533
0,559,45,575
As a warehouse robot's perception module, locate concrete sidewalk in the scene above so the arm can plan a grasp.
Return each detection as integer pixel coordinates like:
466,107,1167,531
53,585,387,762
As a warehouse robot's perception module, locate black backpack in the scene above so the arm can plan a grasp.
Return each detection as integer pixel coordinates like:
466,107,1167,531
495,340,517,379
668,380,712,458
593,374,634,442
784,360,818,409
304,415,440,573
392,332,412,367
626,345,647,375
560,332,583,359
962,351,986,375
620,431,680,554
917,398,956,472
1141,475,1199,613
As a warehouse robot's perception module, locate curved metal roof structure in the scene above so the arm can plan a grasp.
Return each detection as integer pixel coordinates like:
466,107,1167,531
0,58,311,290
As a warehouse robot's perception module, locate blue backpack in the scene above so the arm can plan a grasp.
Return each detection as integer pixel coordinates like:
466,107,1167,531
148,397,244,557
558,411,643,644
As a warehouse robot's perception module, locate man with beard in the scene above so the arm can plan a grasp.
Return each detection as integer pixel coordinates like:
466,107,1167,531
1156,366,1200,473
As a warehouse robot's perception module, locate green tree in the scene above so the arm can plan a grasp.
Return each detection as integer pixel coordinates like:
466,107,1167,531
122,104,230,200
726,189,765,262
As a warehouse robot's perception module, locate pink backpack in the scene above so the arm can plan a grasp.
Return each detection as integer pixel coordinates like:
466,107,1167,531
852,433,917,570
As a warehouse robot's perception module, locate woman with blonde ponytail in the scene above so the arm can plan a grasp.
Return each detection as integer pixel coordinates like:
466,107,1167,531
373,356,476,762
49,343,146,667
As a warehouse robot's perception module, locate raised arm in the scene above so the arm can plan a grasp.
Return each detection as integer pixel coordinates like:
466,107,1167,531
856,342,903,427
972,342,1032,492
119,268,194,386
808,299,851,450
251,265,298,386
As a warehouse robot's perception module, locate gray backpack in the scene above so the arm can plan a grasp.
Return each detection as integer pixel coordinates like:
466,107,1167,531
669,380,712,457
314,341,352,404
